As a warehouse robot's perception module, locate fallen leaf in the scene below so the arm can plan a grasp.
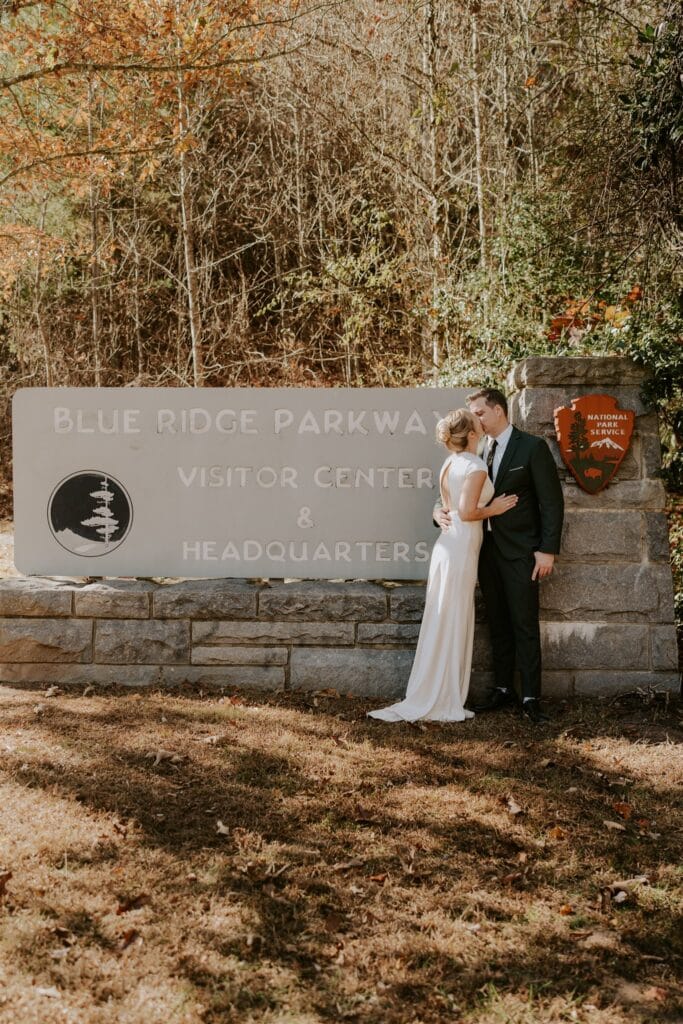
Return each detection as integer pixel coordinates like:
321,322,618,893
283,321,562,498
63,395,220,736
216,820,231,835
603,820,627,832
580,930,620,950
332,735,350,749
609,875,649,893
146,749,182,767
548,826,568,840
612,801,633,820
368,873,388,884
119,928,142,951
44,686,60,697
354,804,376,824
116,893,150,915
506,797,524,816
643,986,667,1002
49,948,69,960
501,871,523,885
525,74,537,87
314,688,340,698
332,858,365,873
559,904,574,915
36,987,61,999
539,758,555,768
0,870,12,896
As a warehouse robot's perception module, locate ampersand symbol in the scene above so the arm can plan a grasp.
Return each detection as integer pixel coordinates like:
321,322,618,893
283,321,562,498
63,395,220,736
297,506,314,529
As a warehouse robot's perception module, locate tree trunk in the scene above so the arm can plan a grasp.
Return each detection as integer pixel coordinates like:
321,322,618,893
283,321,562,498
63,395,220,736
88,75,102,386
177,49,203,386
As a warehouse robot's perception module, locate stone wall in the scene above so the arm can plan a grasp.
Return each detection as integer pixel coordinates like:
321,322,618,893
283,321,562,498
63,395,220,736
508,356,679,695
0,577,443,698
0,356,679,697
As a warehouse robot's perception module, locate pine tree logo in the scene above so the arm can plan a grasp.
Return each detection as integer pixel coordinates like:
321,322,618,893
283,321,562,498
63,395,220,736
48,471,132,556
80,476,119,548
568,410,590,461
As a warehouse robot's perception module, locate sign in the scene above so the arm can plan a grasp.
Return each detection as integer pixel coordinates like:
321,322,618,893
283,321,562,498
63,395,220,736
554,394,635,494
13,387,468,579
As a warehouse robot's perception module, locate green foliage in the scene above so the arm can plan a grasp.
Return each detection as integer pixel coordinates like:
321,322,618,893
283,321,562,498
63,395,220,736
668,504,683,624
620,12,683,177
614,303,683,491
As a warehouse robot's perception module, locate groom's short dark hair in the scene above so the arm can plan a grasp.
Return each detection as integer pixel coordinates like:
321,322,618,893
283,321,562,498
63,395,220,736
468,387,508,417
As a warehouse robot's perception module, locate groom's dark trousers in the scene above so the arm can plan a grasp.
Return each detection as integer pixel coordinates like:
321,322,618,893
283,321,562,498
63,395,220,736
479,427,564,700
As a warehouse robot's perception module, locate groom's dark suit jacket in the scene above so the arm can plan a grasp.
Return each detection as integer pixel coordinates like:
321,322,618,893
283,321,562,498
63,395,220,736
487,426,563,559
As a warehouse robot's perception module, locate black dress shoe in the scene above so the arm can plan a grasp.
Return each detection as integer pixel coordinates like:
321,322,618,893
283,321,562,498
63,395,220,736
521,698,549,724
473,688,517,713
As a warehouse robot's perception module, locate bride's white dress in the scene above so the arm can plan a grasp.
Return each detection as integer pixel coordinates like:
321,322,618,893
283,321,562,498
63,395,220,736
369,451,493,722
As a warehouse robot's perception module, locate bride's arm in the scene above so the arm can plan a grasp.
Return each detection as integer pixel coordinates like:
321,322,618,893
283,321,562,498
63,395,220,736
458,471,518,522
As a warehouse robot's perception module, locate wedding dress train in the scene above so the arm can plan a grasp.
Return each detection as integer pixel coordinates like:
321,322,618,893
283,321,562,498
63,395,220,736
369,451,494,722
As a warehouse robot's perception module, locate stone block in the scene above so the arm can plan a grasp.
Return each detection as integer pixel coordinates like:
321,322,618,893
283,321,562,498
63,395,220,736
357,622,420,644
0,618,92,663
562,479,666,511
541,564,673,622
291,647,413,698
560,510,642,561
192,620,354,646
191,646,288,666
389,585,426,621
651,625,679,671
640,430,664,478
541,622,648,670
508,356,646,391
95,620,190,664
161,665,284,690
512,387,648,434
574,671,680,695
0,578,73,617
259,582,386,621
0,663,161,687
74,580,154,619
644,512,672,563
153,580,257,619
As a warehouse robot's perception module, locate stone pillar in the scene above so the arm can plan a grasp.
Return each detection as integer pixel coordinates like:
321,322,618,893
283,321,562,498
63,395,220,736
507,356,679,695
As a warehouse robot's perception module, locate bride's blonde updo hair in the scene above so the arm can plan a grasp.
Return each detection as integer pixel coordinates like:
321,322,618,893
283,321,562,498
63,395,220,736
435,408,477,450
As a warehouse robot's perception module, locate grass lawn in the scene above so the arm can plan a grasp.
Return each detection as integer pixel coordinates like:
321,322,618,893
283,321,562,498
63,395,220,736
0,684,681,1024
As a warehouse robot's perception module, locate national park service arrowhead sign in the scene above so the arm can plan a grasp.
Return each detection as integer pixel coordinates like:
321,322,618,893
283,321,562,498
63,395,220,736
554,394,635,494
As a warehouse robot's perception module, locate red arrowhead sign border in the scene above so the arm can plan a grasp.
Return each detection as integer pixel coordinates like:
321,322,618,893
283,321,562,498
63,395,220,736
554,394,635,494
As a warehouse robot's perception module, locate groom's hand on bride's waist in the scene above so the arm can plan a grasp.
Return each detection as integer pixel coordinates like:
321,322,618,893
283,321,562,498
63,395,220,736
532,551,555,581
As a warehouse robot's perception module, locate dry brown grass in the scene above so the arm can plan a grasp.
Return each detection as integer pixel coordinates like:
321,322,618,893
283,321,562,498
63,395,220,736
0,683,681,1024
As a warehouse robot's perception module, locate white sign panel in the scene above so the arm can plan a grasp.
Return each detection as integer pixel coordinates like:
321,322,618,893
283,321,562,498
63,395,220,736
13,387,468,579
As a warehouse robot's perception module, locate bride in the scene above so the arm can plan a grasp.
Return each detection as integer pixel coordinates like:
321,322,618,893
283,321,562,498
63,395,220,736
368,408,518,723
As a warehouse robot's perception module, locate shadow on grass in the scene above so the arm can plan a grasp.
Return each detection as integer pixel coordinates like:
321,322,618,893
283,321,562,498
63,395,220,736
0,685,681,1023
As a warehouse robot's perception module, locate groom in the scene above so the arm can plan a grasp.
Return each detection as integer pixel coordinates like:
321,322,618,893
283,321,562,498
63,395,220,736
436,387,564,723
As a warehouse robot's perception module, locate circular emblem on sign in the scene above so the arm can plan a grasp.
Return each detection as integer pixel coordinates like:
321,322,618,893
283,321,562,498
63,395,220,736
48,471,132,556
